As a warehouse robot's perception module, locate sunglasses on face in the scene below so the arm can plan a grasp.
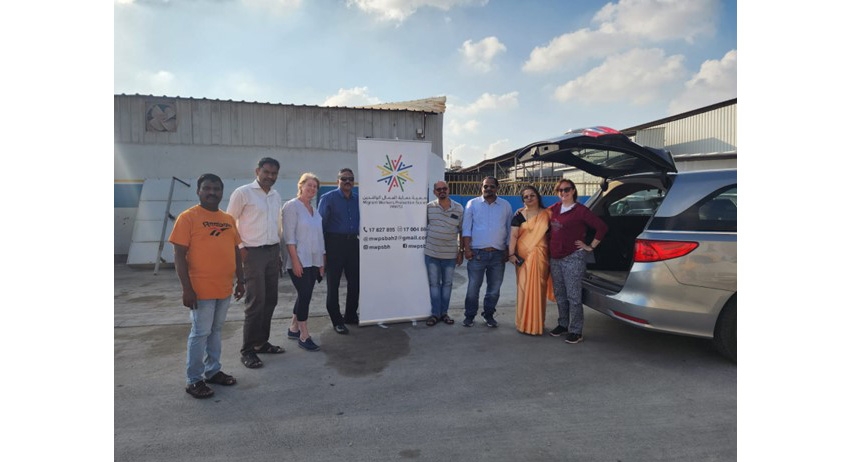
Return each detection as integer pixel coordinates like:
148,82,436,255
435,187,448,192
339,177,355,182
557,186,574,193
482,185,497,190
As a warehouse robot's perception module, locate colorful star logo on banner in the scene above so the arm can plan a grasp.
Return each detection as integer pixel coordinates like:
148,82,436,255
377,154,414,192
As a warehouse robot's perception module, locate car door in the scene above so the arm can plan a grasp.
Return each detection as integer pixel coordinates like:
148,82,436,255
515,126,677,179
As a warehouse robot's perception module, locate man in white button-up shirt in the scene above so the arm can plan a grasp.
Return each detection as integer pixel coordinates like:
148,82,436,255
226,158,284,369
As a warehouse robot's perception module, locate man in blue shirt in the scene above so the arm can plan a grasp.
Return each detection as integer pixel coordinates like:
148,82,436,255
317,168,360,334
461,176,513,328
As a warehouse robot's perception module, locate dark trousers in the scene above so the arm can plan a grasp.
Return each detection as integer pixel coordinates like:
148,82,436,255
325,234,360,325
240,245,280,355
288,267,319,322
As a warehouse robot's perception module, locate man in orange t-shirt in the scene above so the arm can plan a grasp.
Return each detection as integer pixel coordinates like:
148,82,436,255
169,173,245,399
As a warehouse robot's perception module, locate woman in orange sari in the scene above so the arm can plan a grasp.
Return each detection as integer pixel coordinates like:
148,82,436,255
508,185,551,335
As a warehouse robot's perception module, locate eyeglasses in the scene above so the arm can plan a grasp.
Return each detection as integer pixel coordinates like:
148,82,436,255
522,195,536,200
339,177,355,182
482,185,497,190
435,187,448,192
557,186,574,193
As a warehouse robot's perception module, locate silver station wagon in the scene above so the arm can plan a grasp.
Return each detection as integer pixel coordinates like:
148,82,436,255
517,127,737,361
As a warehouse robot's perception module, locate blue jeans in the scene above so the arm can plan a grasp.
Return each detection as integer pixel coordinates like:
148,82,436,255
464,249,506,320
425,255,456,317
186,298,231,385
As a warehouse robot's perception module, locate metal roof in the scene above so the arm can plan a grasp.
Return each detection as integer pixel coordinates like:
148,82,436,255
114,93,447,114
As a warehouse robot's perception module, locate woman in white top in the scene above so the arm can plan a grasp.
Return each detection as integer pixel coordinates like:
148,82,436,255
281,173,325,351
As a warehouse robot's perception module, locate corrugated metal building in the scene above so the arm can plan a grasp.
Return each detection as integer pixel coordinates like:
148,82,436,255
625,98,736,172
114,94,447,258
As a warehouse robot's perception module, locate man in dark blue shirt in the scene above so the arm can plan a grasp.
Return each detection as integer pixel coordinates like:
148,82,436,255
317,168,360,334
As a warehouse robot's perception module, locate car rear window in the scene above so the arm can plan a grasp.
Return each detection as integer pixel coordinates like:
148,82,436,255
607,188,666,217
649,186,737,232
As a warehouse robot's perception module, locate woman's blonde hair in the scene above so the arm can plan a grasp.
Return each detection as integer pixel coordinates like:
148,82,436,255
297,172,320,196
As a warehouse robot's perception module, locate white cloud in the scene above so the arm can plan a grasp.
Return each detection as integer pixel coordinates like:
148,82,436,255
593,0,719,44
321,87,382,107
668,49,736,114
346,0,488,23
553,48,687,104
241,0,302,16
447,118,480,136
217,71,271,101
460,36,506,72
484,139,511,159
445,143,483,166
445,138,509,167
122,70,180,96
523,28,623,73
523,0,719,73
449,91,519,116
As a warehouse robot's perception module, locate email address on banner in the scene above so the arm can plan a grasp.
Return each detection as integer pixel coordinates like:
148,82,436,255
363,235,426,242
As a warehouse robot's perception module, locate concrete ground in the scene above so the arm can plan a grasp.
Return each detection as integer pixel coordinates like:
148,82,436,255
115,262,736,462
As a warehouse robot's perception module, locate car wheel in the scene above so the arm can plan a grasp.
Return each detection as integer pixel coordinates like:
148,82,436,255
713,294,736,362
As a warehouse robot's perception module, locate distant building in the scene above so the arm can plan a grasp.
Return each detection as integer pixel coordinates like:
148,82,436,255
448,98,737,196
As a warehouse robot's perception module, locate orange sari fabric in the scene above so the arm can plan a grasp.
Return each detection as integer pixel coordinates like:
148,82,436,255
514,208,551,335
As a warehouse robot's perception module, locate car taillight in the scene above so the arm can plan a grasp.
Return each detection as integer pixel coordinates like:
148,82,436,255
633,239,698,262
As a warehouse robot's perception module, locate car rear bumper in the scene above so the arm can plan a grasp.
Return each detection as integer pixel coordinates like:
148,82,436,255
582,262,734,339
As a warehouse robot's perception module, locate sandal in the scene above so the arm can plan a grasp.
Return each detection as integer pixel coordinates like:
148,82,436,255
185,381,214,399
241,352,263,369
205,371,237,386
441,314,455,325
426,316,439,327
254,342,285,354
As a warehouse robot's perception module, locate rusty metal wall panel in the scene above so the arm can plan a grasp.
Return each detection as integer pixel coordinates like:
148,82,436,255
191,99,212,145
274,106,287,147
115,95,443,158
176,100,192,145
255,105,276,147
219,101,232,145
241,104,255,146
210,101,222,145
329,109,340,151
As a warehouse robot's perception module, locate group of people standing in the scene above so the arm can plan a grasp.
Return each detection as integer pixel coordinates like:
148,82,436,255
510,179,608,342
169,158,360,399
168,161,607,400
423,176,608,347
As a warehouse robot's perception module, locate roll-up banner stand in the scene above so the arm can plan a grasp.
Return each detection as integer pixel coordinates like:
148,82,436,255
356,138,443,325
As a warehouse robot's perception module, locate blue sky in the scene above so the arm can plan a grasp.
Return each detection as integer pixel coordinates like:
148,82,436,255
114,0,737,169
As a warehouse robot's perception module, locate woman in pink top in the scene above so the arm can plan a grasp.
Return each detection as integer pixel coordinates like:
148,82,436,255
547,179,608,344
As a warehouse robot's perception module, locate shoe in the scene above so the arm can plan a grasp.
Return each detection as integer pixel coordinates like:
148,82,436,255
565,333,584,344
298,337,321,351
484,317,499,328
205,371,237,386
344,316,359,325
440,314,455,325
462,318,474,327
240,352,263,369
254,342,285,354
287,329,300,340
334,324,350,335
549,325,567,337
185,381,214,399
